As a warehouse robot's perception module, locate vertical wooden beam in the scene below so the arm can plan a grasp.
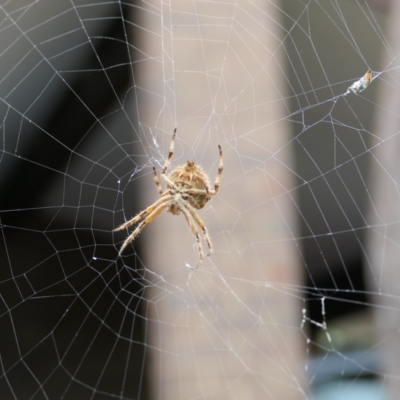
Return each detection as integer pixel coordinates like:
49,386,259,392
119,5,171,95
367,0,400,397
134,2,305,398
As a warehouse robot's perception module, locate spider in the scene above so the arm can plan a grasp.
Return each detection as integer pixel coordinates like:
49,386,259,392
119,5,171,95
114,128,223,268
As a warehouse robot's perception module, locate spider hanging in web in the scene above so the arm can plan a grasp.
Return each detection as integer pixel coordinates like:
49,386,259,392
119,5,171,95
114,128,223,268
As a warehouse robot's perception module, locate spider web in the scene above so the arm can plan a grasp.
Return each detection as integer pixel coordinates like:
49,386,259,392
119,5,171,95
0,0,398,399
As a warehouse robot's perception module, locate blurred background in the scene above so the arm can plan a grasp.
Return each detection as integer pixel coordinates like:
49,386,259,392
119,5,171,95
0,0,398,399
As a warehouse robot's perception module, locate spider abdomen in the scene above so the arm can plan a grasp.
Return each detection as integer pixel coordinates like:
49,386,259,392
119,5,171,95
169,161,211,209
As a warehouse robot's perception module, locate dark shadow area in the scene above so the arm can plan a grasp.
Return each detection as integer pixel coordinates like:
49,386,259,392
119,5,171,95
0,2,149,398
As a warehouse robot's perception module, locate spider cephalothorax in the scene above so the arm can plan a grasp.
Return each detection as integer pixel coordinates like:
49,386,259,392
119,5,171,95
114,129,223,268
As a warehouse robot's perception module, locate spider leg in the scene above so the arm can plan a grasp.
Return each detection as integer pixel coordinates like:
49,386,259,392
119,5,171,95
181,188,211,205
182,188,209,196
160,173,179,190
186,203,213,255
153,167,163,196
162,128,177,175
114,195,173,232
181,207,205,268
207,144,223,196
117,202,168,255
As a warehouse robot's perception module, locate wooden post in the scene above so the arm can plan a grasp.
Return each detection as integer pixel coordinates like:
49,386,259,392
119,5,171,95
133,2,305,398
367,0,400,397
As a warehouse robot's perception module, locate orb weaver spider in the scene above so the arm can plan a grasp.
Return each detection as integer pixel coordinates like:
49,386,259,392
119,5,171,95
115,129,223,268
